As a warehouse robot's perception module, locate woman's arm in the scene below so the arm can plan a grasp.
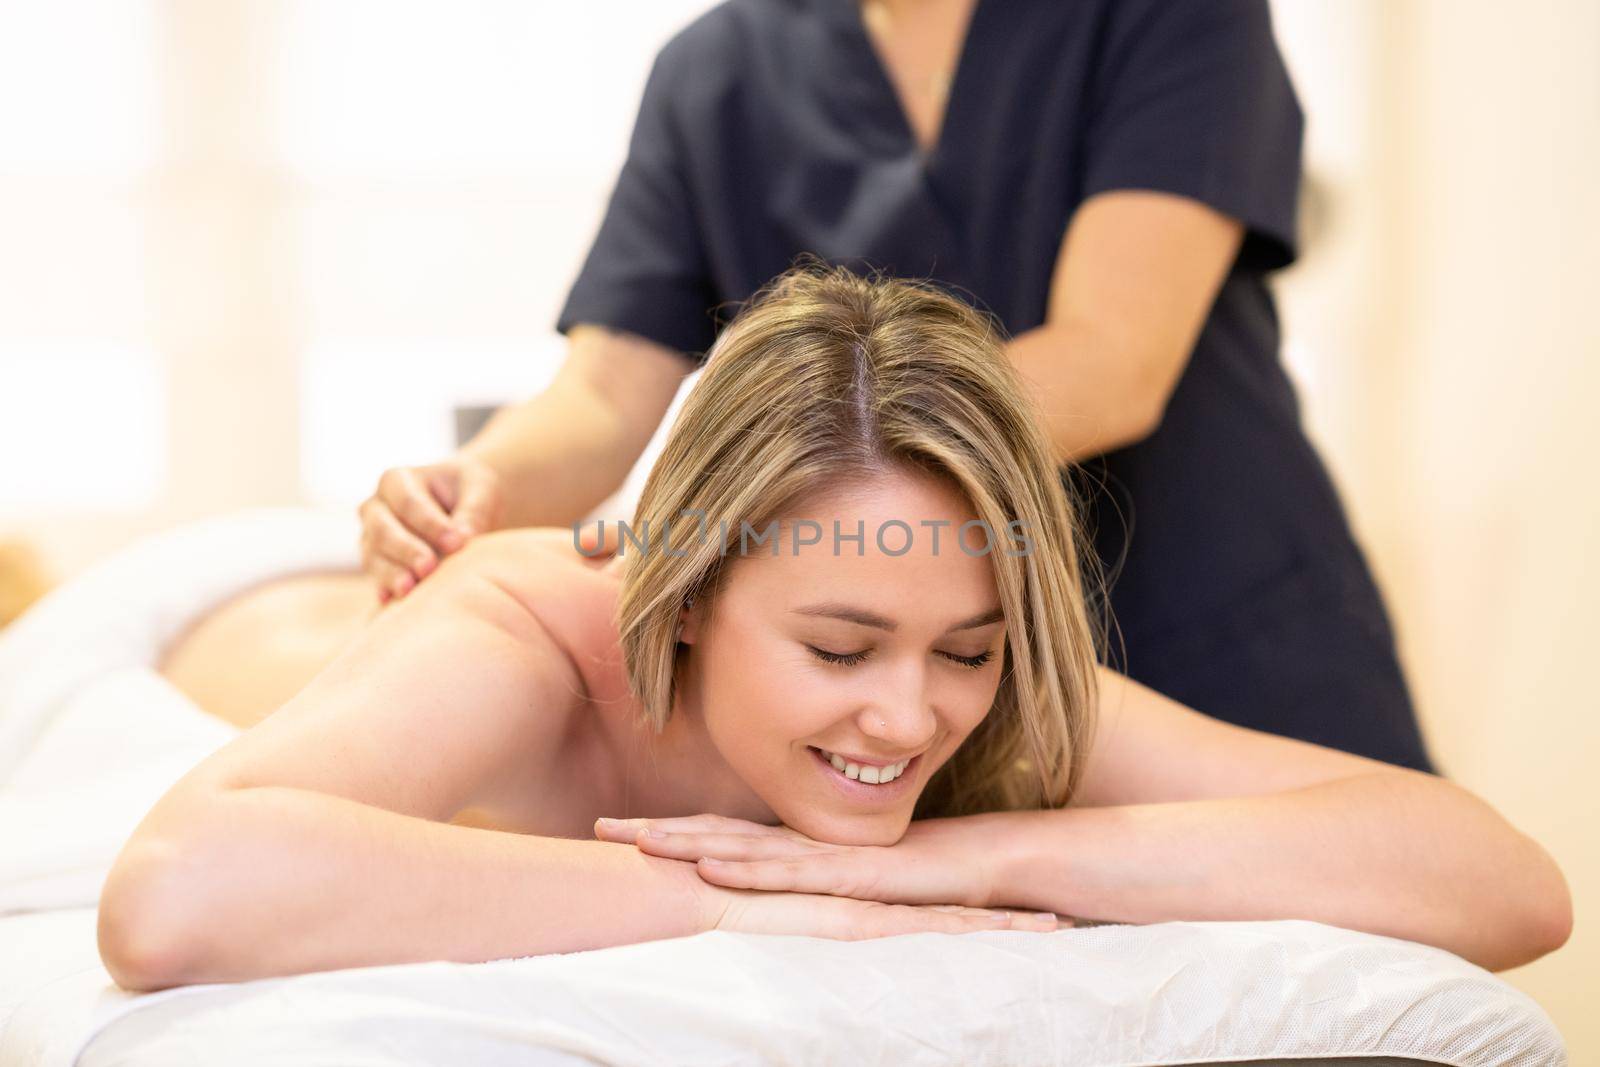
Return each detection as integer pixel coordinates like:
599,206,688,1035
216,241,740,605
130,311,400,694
98,532,712,990
1007,189,1244,462
100,788,719,991
100,531,1040,990
612,665,1572,972
986,667,1574,972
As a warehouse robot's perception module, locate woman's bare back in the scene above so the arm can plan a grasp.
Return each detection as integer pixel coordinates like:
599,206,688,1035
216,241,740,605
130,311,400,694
155,528,647,838
157,571,381,731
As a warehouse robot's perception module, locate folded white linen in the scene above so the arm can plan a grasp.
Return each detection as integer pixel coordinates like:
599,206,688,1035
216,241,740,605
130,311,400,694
0,669,239,916
0,508,359,787
0,508,355,916
0,910,105,1038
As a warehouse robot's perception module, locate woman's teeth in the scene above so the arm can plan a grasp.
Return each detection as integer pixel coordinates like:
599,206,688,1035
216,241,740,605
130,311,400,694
814,747,909,785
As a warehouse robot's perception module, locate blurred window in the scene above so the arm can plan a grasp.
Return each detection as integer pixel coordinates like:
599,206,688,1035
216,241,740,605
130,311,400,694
277,1,717,508
0,3,160,515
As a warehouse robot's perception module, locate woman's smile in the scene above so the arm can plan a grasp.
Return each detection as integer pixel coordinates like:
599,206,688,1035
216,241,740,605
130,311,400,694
807,744,923,803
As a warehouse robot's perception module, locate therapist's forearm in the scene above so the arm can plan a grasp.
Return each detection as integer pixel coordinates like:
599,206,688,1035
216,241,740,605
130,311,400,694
459,377,640,530
100,786,713,991
1004,320,1174,464
987,770,1572,972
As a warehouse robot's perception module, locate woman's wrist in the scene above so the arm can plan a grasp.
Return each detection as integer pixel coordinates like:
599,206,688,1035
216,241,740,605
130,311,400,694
893,810,1056,911
982,807,1074,913
684,866,736,934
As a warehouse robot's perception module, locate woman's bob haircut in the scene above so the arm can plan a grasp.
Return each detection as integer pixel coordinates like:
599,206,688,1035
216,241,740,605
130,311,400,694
613,257,1104,818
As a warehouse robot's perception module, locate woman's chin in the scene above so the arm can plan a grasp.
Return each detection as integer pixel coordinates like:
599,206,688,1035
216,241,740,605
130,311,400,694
778,806,912,848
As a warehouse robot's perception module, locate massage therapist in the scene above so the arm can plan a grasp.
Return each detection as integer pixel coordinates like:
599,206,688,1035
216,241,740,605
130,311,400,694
356,0,1435,772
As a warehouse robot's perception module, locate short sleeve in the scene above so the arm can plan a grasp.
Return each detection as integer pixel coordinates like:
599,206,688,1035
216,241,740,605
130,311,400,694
1080,0,1305,271
554,43,719,361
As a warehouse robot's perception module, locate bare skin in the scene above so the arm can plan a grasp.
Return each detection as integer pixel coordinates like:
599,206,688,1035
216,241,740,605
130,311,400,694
860,0,980,156
156,573,380,732
107,471,1571,987
154,528,644,836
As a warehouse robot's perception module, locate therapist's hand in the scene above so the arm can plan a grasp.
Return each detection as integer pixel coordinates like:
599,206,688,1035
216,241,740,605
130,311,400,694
595,813,1059,921
359,455,504,602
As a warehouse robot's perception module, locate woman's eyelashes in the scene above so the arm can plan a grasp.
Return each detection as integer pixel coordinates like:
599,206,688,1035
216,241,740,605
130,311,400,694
805,644,994,670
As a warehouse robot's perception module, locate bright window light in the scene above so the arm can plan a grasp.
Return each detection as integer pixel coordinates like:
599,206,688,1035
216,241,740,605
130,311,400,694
298,336,563,508
0,195,147,337
0,3,157,175
0,343,166,513
272,1,718,181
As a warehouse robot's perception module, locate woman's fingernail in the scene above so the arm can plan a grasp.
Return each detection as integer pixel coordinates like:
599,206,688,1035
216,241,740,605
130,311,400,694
1035,912,1059,923
644,829,669,839
439,530,462,552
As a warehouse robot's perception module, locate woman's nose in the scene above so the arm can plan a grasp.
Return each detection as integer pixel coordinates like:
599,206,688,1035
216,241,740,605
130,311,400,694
859,665,937,751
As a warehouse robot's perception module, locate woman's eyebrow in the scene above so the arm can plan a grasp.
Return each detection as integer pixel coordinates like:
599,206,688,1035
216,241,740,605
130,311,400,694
790,603,1004,633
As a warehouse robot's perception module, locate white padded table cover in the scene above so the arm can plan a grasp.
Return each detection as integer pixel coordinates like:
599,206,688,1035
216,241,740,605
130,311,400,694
1,917,1564,1067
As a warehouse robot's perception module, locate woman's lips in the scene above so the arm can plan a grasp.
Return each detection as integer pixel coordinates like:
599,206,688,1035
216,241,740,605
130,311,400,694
808,745,920,801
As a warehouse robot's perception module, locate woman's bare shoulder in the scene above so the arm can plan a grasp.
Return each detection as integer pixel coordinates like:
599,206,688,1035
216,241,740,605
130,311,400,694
442,528,630,702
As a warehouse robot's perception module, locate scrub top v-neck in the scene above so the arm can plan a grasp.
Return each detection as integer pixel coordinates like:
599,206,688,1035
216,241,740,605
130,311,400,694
555,0,1436,773
837,0,986,172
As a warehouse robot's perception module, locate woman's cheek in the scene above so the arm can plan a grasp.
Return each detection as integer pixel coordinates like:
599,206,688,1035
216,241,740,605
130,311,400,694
774,661,850,737
729,637,837,740
952,672,1003,735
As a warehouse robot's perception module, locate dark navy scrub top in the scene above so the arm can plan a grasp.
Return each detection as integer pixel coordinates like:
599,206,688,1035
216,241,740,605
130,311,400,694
555,0,1436,772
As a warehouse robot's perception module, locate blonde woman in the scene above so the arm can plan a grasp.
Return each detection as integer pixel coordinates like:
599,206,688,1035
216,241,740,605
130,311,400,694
99,264,1571,993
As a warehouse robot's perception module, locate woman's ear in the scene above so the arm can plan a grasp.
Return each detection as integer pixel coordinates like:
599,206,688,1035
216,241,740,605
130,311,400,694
677,595,702,645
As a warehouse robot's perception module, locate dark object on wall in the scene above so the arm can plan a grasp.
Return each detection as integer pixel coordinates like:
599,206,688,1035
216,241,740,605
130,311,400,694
453,404,504,449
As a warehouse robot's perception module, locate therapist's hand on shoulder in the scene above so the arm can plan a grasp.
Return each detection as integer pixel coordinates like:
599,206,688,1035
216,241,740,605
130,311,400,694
358,455,504,602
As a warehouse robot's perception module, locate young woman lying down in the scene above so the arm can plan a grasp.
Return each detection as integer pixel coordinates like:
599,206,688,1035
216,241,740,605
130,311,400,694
97,264,1572,992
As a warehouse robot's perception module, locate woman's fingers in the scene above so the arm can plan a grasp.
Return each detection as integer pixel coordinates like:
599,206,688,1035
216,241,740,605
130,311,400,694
694,853,885,899
378,468,460,557
593,814,786,843
850,901,1060,940
710,886,1061,940
360,499,438,593
358,458,502,603
898,904,1061,936
631,829,816,863
575,519,623,560
449,464,503,540
364,552,411,603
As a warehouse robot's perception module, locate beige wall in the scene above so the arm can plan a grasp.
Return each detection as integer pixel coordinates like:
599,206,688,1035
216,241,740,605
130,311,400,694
1273,0,1600,1054
2,0,1595,1054
1388,0,1599,1047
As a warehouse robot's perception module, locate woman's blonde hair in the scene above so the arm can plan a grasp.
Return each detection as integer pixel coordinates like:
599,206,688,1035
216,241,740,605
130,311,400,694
614,258,1102,817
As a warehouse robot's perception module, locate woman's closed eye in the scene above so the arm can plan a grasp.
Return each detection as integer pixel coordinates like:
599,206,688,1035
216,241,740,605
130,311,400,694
805,644,994,670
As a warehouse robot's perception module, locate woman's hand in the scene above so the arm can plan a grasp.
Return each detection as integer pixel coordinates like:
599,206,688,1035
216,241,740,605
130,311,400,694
594,813,1045,916
702,882,1062,939
358,456,505,602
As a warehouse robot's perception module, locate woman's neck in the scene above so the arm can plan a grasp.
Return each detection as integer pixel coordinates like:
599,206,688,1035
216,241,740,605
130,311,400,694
591,646,779,824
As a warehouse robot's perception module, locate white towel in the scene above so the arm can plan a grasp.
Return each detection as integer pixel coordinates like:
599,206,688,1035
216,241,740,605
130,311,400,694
0,508,360,913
